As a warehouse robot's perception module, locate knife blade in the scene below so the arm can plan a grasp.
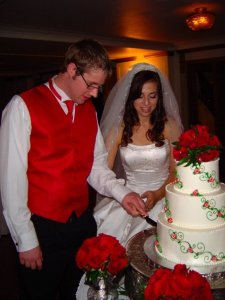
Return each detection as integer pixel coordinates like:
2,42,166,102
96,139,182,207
144,216,157,227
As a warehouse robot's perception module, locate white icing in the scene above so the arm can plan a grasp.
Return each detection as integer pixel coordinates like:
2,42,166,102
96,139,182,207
155,158,225,267
165,183,225,228
174,159,220,194
156,212,225,266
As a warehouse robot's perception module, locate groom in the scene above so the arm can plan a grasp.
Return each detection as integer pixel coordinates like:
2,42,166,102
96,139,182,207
0,39,146,300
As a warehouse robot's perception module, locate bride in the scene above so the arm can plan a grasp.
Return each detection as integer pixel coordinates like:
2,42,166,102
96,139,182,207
94,63,183,246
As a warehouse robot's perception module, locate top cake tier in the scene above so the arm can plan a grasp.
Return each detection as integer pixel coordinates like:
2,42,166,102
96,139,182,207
174,159,220,195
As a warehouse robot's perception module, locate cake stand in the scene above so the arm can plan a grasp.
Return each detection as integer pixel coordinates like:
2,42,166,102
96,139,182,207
125,228,225,300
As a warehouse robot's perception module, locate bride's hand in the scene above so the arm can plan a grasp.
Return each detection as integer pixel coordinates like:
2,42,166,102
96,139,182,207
141,191,158,211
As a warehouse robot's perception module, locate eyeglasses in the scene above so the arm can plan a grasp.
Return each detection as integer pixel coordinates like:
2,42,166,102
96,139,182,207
78,69,103,92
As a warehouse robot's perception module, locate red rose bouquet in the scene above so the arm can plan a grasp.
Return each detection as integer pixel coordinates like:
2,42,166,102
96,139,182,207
173,125,222,166
144,264,213,300
76,233,129,285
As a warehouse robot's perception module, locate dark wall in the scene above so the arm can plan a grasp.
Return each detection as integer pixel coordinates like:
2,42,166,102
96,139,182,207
187,58,225,182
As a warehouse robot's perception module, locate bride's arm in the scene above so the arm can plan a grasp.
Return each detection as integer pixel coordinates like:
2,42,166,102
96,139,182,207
142,118,181,211
142,149,175,211
104,125,123,169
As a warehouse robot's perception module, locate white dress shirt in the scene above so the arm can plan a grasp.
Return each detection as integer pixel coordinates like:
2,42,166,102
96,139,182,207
0,80,131,252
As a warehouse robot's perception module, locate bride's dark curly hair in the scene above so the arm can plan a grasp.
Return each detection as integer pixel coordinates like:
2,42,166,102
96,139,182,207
121,70,167,147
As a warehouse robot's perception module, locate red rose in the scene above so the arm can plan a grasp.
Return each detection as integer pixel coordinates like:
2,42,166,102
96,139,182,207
173,146,188,161
209,135,221,147
89,248,107,270
76,233,128,276
144,264,213,300
173,125,222,166
145,268,171,299
169,265,193,298
179,128,196,148
108,255,128,274
198,149,220,162
195,125,210,148
98,233,118,247
187,269,213,300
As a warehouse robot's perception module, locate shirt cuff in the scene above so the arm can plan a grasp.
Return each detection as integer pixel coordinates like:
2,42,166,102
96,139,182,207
111,184,131,203
17,227,39,252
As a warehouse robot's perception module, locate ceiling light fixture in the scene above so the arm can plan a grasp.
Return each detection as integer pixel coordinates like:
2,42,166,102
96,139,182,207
186,7,215,31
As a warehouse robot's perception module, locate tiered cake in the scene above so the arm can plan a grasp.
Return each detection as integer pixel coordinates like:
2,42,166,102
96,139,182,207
155,125,225,267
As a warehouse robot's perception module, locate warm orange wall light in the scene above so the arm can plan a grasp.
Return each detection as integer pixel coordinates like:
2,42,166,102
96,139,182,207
186,7,215,31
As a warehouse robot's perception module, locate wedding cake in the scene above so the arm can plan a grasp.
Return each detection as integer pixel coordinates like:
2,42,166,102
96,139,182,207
154,125,225,267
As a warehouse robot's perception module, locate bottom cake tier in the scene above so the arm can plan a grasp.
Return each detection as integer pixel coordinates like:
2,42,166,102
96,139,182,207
126,229,225,300
156,212,225,266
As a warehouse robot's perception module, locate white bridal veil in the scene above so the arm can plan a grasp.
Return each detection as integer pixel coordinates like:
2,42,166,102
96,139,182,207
100,63,183,155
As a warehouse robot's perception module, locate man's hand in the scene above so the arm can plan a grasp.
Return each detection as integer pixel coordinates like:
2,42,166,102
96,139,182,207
19,246,43,270
121,192,147,216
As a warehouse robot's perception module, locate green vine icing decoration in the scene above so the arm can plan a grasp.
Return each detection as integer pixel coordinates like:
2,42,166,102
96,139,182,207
154,235,162,253
201,197,225,221
164,194,225,223
191,189,203,196
174,164,219,192
173,171,183,189
169,230,225,263
164,198,173,223
192,164,219,188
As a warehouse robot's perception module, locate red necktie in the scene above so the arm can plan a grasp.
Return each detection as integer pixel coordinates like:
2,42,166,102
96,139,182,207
48,79,74,122
65,100,74,122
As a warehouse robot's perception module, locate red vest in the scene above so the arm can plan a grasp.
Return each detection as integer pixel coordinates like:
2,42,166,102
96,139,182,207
21,84,97,222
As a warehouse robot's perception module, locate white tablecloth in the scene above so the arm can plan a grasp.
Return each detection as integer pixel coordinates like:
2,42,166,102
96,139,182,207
76,274,129,299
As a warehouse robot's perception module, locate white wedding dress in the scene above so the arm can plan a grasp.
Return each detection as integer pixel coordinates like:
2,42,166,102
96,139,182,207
94,140,170,246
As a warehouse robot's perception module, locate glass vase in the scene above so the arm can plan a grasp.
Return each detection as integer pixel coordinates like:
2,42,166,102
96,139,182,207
87,276,118,300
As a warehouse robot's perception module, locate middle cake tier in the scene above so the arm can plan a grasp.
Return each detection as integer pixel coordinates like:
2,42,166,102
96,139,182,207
156,212,225,266
165,183,225,228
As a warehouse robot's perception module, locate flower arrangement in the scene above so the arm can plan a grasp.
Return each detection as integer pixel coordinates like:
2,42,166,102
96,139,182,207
144,264,213,300
76,233,129,285
173,125,222,167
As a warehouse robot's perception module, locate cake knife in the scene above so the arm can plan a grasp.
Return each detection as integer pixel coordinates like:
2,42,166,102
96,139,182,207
143,216,157,227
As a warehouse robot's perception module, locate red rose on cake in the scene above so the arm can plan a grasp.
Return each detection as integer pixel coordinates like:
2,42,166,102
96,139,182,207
173,125,222,166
